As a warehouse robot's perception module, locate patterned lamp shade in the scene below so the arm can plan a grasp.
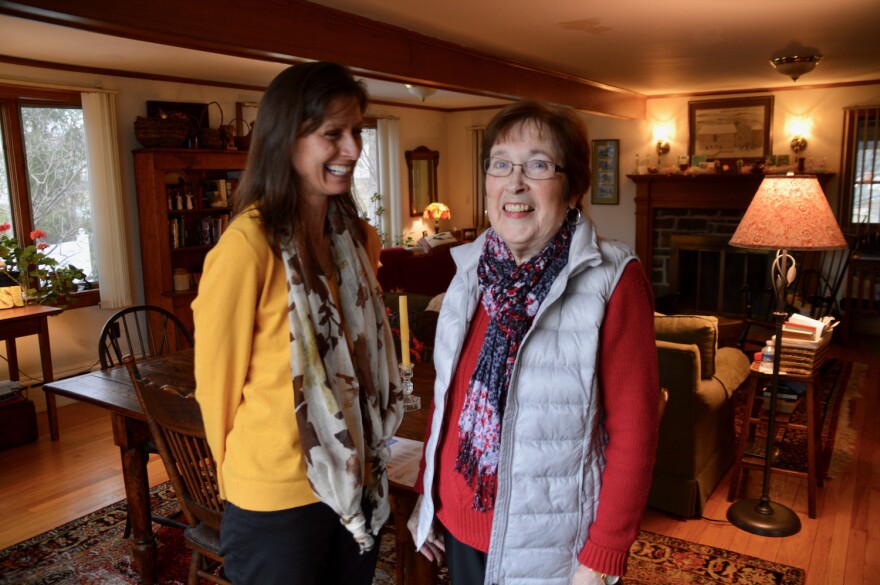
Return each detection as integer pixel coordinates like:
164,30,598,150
423,202,451,234
729,175,846,251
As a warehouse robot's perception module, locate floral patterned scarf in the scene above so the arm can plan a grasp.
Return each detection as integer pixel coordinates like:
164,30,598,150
455,222,573,511
281,205,403,552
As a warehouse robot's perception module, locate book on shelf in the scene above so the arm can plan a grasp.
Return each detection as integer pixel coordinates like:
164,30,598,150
169,220,179,249
198,215,229,245
169,216,189,248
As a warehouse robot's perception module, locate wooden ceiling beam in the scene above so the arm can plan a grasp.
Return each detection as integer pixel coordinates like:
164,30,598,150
0,0,645,119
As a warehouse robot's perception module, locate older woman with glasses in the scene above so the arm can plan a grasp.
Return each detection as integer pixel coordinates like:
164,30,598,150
408,101,660,585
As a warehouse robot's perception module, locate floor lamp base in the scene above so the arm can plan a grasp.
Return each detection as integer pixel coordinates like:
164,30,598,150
727,498,801,537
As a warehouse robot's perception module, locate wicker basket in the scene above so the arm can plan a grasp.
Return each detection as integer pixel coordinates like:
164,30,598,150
227,118,254,151
198,102,226,150
134,116,190,148
773,331,833,375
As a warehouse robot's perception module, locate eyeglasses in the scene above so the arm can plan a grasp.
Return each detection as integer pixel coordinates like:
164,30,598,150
483,157,565,180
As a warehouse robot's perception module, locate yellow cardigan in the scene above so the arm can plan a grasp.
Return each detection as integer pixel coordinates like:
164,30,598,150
193,207,381,511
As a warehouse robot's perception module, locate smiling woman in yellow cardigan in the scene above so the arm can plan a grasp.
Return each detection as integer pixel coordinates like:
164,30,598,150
193,61,401,585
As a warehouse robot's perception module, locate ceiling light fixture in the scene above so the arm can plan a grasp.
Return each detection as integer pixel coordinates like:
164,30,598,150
769,55,822,82
405,84,437,102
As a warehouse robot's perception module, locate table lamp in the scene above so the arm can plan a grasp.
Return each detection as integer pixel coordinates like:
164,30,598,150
423,202,451,234
727,174,847,536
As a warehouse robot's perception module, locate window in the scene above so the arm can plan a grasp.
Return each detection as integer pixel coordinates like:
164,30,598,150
0,84,96,303
841,106,880,230
353,118,384,236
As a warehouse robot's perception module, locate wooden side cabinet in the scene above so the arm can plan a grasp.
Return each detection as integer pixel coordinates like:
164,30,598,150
133,149,247,331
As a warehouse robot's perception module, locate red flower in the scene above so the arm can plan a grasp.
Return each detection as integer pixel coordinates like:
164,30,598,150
36,242,50,251
0,222,10,233
30,229,46,240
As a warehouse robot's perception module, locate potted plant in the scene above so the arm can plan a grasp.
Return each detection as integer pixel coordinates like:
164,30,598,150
0,223,87,308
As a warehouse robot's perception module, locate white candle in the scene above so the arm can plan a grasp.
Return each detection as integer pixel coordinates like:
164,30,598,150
399,295,410,366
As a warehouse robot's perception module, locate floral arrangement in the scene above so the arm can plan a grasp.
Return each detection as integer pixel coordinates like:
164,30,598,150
0,222,87,308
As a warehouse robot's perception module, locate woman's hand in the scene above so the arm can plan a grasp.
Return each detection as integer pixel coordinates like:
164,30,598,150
571,564,608,585
406,495,445,563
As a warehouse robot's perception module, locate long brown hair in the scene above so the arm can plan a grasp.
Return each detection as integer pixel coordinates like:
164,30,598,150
234,61,369,248
482,100,591,209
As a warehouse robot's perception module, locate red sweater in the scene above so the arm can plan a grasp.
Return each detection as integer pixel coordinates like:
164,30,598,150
418,262,658,576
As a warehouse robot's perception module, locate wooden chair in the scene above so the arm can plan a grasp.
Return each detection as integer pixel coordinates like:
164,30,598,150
98,305,193,537
736,248,850,354
124,355,230,585
842,242,880,342
98,305,193,369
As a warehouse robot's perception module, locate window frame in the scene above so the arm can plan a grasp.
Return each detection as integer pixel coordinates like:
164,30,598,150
840,106,880,234
0,84,99,307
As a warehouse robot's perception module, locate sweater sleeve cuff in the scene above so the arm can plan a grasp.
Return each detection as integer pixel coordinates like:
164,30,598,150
578,540,629,577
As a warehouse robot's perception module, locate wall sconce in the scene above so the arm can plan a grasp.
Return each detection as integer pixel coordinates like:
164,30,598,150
653,121,674,161
788,116,811,154
790,136,808,154
656,140,670,157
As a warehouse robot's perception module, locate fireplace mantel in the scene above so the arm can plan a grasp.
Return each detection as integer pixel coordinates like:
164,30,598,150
627,173,835,281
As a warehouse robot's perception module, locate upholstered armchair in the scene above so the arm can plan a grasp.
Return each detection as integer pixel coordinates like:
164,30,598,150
648,314,751,517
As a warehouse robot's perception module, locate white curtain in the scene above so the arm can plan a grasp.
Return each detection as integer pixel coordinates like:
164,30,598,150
377,118,401,245
471,127,488,230
81,92,133,308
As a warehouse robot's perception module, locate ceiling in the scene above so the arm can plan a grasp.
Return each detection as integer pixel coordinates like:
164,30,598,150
1,0,879,108
310,0,880,95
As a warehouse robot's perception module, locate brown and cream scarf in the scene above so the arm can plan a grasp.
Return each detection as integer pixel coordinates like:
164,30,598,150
281,206,402,552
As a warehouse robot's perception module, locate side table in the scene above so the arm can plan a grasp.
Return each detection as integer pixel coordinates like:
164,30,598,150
0,305,63,440
727,362,824,518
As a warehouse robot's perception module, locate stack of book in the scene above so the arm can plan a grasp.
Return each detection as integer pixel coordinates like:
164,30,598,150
781,319,819,341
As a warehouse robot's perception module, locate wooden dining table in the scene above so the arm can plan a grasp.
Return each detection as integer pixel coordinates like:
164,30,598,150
42,348,438,585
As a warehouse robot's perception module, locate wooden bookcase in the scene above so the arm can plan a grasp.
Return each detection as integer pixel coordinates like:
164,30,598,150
133,149,248,331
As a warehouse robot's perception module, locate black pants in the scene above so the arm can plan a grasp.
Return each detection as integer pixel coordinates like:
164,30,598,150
442,524,487,585
220,500,380,585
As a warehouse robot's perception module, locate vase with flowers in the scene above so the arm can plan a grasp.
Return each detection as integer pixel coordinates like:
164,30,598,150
0,222,87,308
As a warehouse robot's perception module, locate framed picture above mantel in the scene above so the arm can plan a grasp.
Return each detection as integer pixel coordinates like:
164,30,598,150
688,96,773,166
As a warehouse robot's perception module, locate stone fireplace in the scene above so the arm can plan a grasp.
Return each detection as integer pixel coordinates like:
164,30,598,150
628,173,834,316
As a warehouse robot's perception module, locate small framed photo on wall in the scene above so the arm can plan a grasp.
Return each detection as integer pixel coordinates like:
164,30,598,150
591,139,619,205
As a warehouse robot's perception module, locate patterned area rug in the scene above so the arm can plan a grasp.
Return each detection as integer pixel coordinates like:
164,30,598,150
0,483,805,584
732,358,865,478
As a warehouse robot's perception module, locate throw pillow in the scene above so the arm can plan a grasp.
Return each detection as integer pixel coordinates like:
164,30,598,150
654,314,718,378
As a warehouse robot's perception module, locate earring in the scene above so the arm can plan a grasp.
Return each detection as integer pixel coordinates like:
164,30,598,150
566,207,582,226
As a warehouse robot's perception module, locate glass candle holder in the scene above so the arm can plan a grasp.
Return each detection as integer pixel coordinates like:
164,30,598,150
399,362,421,412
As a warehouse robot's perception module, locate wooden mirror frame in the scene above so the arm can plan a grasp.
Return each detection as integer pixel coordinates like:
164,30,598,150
405,146,440,217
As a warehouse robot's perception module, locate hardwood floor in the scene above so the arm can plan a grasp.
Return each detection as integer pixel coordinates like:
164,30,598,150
1,334,877,585
641,334,880,585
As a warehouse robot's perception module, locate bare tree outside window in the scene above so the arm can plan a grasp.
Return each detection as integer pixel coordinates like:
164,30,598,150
21,106,96,280
852,131,880,224
353,126,383,236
